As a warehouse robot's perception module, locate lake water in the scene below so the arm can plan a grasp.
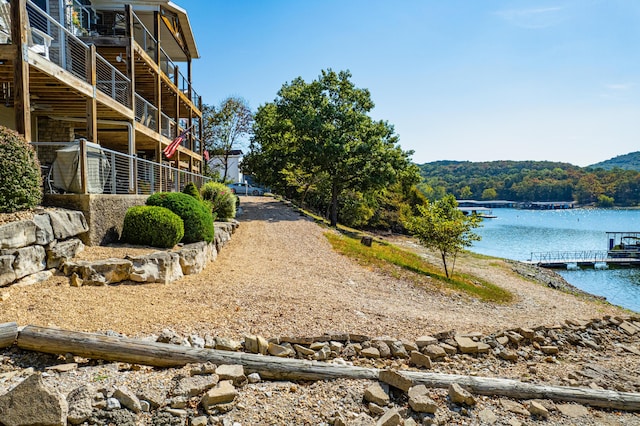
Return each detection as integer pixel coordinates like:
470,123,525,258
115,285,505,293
470,208,640,312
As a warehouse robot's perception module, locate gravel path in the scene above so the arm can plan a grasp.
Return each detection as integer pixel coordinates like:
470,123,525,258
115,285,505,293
0,196,627,339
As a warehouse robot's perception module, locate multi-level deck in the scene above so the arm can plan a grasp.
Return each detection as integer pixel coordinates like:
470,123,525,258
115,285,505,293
0,0,206,194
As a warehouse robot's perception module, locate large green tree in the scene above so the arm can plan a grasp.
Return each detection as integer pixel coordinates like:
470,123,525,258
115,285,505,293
203,96,254,181
403,195,481,278
244,69,415,226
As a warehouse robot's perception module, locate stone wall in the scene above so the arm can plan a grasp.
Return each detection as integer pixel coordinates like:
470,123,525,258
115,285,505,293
0,209,88,287
43,194,148,246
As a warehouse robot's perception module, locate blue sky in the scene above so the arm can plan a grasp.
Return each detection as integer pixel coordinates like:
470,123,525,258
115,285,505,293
179,0,639,167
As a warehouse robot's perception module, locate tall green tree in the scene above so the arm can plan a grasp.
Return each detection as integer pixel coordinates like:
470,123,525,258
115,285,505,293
203,97,254,181
245,69,415,226
403,195,481,278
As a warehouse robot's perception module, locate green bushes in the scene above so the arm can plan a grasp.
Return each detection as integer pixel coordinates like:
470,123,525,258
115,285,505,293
121,206,184,248
201,182,236,221
0,126,42,213
182,182,201,200
147,192,214,243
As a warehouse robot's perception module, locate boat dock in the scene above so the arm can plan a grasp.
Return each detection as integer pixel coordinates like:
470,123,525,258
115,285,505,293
529,250,640,268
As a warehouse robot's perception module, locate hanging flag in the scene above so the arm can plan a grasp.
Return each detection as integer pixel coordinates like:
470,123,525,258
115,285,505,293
203,150,210,161
163,125,193,159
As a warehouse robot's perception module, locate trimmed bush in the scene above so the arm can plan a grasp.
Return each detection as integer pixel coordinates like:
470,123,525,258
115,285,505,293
182,181,201,201
147,192,214,243
121,205,184,248
0,126,42,213
201,182,236,221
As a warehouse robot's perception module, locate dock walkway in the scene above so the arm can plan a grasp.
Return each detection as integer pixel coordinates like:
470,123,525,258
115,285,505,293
528,250,640,268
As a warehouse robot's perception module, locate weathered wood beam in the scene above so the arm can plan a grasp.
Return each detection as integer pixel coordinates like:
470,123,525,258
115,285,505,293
0,322,18,349
14,325,640,411
11,0,31,140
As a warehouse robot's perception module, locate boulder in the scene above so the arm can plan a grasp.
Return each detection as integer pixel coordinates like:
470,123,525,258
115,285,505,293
47,209,88,240
0,220,37,250
33,213,54,245
177,242,209,275
0,373,68,426
410,351,432,369
3,245,47,280
215,364,247,387
448,383,476,405
63,259,132,286
0,254,17,286
454,335,478,354
363,382,390,406
46,238,84,269
112,386,142,413
201,380,237,412
423,344,447,360
66,384,95,425
127,252,183,284
409,394,438,414
379,369,414,392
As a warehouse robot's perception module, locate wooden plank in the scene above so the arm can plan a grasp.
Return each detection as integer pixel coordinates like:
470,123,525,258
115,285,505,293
11,0,31,140
86,45,98,143
0,322,18,349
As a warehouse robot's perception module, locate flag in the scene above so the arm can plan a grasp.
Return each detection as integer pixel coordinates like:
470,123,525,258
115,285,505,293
163,126,193,159
203,150,209,161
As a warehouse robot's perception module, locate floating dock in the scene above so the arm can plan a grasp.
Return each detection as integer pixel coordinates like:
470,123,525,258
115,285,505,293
529,250,640,268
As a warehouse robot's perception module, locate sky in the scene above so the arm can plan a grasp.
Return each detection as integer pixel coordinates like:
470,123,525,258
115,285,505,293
178,0,639,167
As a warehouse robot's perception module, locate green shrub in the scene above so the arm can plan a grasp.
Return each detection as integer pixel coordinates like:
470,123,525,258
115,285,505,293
147,192,214,243
121,205,184,248
201,182,237,221
182,182,201,200
0,126,42,213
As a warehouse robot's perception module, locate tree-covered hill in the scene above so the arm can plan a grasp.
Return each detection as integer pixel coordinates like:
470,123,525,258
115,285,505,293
588,152,640,171
417,160,640,206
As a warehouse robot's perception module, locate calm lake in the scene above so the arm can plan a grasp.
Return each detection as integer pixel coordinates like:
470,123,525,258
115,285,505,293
470,208,640,313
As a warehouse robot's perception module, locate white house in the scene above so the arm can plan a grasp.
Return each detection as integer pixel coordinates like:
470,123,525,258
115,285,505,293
208,150,242,183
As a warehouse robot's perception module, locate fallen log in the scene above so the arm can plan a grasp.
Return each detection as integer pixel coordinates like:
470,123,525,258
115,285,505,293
0,322,17,349
15,325,640,411
16,325,377,381
402,370,640,411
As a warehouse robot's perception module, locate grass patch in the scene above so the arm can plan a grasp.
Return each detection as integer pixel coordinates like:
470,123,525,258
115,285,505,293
325,232,513,303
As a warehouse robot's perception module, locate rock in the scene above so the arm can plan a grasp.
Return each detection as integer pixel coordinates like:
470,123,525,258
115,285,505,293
47,209,88,240
0,291,9,301
45,363,78,373
454,335,478,354
46,238,84,269
33,214,54,246
541,345,559,354
191,416,209,426
14,269,53,287
500,398,529,416
66,384,95,425
409,394,438,413
389,341,409,358
376,408,401,426
247,372,261,383
361,347,381,358
113,386,142,413
244,334,259,353
69,273,83,287
201,380,237,412
106,397,121,410
415,335,438,348
189,362,217,376
216,337,242,351
557,403,589,418
216,364,247,387
189,335,206,348
157,328,182,345
350,413,376,426
478,408,497,424
268,342,294,357
507,331,524,345
62,259,132,286
368,402,385,415
173,374,219,397
528,401,549,418
294,343,316,357
3,245,47,280
408,384,429,399
372,341,391,358
410,350,432,369
0,220,37,250
0,373,68,426
619,321,638,335
448,383,476,405
496,336,509,345
423,344,447,359
379,369,414,392
477,342,491,353
127,252,183,284
499,349,518,361
176,242,208,275
0,255,16,286
363,382,390,406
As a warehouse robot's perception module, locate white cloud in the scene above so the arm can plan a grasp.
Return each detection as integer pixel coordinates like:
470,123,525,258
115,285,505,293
495,6,565,29
605,83,633,91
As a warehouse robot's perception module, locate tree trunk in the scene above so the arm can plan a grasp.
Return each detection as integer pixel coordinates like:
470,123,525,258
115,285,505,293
330,182,339,227
441,252,449,278
0,322,17,349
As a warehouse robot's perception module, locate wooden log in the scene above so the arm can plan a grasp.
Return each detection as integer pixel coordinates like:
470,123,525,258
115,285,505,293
402,370,640,411
16,325,377,381
0,322,18,349
16,325,640,411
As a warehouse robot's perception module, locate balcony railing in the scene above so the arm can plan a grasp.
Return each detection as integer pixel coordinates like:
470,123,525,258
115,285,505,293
131,11,156,60
32,141,211,195
135,94,158,131
160,112,177,139
96,54,131,107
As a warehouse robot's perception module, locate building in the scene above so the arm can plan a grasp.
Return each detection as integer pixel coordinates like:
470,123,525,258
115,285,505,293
0,0,210,244
208,149,242,183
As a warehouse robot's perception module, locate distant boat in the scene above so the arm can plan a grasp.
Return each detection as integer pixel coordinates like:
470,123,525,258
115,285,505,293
607,232,640,259
458,207,497,219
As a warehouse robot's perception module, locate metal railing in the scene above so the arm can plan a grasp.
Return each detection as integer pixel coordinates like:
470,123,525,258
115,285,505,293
160,112,176,139
131,11,156,59
530,251,609,264
32,141,211,195
135,94,158,131
65,0,92,36
96,53,131,107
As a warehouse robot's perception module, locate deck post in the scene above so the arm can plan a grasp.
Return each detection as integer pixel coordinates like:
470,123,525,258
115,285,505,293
11,0,31,141
86,45,98,143
79,138,88,194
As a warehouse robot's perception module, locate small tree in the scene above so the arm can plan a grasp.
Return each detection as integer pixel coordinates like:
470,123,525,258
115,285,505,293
203,97,254,182
403,195,481,278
